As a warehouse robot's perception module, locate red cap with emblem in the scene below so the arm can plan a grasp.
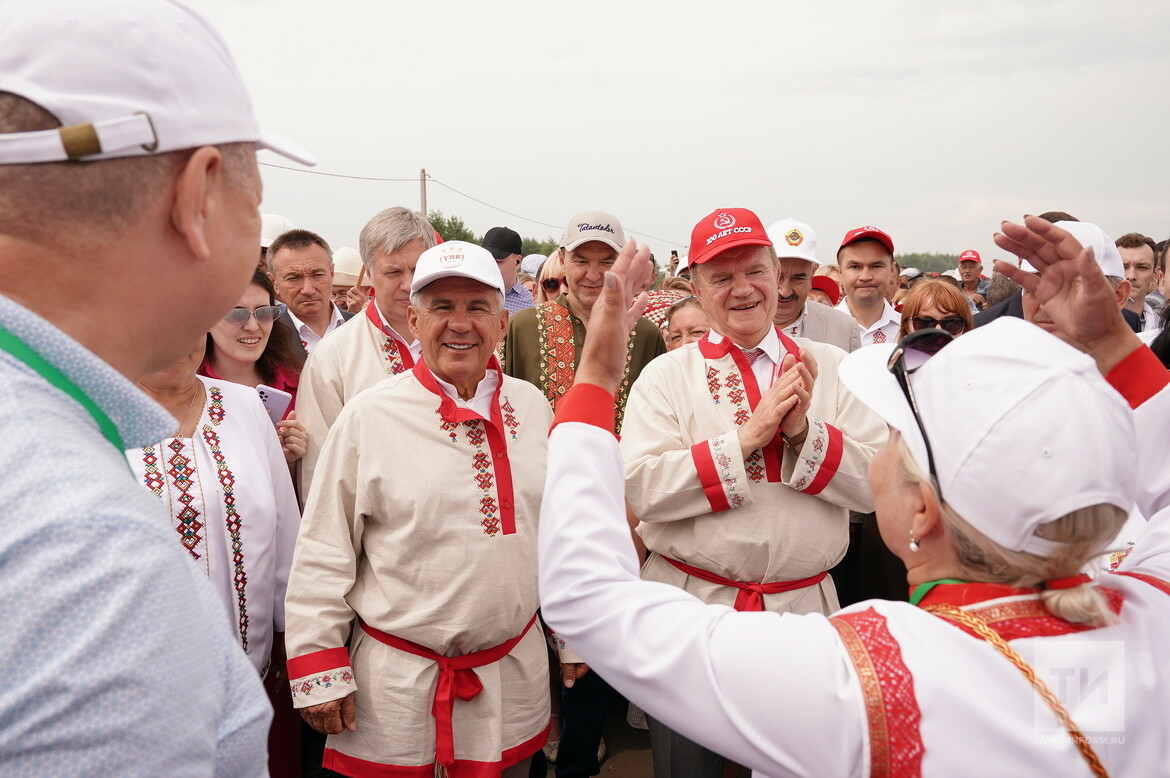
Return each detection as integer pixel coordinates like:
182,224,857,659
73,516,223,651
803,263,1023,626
958,249,981,264
840,225,894,255
687,208,773,266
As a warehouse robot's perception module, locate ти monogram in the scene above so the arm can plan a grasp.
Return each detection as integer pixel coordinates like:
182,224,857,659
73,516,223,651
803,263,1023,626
578,223,615,233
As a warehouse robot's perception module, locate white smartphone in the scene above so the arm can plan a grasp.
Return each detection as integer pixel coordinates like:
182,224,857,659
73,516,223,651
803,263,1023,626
256,384,292,425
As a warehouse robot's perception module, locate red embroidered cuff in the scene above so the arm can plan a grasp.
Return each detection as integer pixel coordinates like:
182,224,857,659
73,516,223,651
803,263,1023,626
691,440,731,513
802,423,843,495
1106,345,1169,409
287,646,351,680
551,383,616,435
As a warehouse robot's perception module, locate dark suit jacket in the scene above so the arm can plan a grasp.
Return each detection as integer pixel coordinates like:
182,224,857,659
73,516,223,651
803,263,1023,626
975,291,1142,332
278,307,356,359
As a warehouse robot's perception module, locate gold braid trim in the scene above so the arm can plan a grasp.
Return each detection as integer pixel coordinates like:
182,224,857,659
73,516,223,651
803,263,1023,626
925,604,1109,778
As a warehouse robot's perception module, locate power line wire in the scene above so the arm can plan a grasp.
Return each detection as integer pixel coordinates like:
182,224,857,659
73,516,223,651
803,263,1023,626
259,163,684,248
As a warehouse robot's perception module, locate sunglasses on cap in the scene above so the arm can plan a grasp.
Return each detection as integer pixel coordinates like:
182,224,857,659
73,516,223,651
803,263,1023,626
886,328,955,499
222,303,286,326
540,278,565,294
910,316,967,336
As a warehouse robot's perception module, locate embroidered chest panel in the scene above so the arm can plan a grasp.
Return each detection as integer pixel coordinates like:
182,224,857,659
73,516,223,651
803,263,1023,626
704,362,765,482
436,403,522,537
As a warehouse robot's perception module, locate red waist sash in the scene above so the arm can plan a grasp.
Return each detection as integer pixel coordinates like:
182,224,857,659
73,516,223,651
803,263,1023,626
359,613,538,767
663,555,827,612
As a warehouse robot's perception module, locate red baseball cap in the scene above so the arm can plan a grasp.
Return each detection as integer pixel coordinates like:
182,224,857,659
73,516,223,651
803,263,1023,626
810,275,841,307
687,208,773,266
958,249,981,264
840,225,894,255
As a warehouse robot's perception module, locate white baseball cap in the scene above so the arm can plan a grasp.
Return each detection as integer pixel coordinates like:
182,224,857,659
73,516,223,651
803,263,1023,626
332,247,364,287
410,241,505,295
766,219,818,264
561,210,626,252
260,214,298,249
838,317,1136,556
1017,220,1123,276
521,254,546,276
0,0,315,166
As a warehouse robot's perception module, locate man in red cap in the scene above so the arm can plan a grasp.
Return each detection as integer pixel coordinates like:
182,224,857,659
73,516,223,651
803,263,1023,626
836,226,901,345
618,208,885,777
957,249,989,311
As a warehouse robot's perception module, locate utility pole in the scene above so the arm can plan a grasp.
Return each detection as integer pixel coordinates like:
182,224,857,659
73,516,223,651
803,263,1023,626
419,168,427,217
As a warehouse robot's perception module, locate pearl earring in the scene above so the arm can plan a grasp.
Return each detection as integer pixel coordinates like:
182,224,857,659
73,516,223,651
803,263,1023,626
908,533,920,553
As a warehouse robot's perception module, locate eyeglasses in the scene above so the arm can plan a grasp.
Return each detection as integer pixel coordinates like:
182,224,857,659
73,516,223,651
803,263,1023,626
540,278,565,294
886,328,954,497
222,303,286,326
910,316,967,336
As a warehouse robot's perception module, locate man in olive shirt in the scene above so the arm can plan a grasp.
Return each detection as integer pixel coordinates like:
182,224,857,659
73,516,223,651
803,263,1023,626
502,210,665,433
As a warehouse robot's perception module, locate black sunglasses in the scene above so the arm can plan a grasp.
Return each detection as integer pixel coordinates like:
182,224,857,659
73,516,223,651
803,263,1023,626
540,278,565,293
910,316,967,336
222,303,286,326
886,328,955,496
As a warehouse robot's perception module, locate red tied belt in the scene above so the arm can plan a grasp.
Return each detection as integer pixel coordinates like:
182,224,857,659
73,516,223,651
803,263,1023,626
359,613,538,768
663,556,827,612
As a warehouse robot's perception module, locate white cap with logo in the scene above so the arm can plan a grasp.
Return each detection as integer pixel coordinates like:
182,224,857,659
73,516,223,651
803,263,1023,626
838,317,1136,557
1017,221,1123,276
765,219,819,264
561,210,626,253
0,0,315,166
411,242,506,296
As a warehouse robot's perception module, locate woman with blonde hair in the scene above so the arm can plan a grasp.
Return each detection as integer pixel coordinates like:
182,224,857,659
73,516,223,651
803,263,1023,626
897,277,974,341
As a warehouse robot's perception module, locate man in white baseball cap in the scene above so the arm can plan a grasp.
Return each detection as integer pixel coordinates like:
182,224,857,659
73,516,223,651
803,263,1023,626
286,241,554,775
0,0,313,773
767,218,861,351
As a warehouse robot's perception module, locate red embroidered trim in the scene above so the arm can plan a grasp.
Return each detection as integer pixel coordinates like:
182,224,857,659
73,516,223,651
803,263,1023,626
413,357,517,536
287,646,352,680
320,721,549,778
536,302,577,408
691,440,731,512
365,301,415,375
802,423,844,495
831,608,923,778
202,418,249,652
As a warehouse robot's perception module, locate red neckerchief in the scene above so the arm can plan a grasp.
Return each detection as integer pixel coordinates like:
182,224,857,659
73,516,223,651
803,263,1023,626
916,581,1125,641
365,302,415,370
696,326,802,482
411,355,516,535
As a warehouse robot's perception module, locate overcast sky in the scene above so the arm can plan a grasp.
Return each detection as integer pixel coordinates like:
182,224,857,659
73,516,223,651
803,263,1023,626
191,0,1169,269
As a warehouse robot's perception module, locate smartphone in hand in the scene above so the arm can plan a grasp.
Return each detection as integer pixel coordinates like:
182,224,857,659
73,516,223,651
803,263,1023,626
256,384,292,425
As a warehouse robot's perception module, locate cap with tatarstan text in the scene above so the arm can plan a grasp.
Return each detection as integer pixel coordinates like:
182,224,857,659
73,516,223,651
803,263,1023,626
561,211,626,253
0,0,314,166
410,241,505,296
688,208,773,266
840,226,894,255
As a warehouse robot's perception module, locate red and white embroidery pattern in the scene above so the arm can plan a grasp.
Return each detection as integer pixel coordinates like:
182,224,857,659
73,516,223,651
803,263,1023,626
710,435,746,509
207,387,225,424
706,366,722,404
831,608,924,778
382,336,409,375
290,667,355,703
201,391,250,653
501,397,519,440
791,419,829,491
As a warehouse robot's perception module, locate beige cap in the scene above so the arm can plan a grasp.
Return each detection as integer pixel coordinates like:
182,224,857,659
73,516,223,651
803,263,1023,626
561,210,626,252
332,246,363,286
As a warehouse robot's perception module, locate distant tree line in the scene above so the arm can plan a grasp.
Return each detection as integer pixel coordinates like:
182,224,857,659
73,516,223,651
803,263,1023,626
894,252,961,274
428,211,559,257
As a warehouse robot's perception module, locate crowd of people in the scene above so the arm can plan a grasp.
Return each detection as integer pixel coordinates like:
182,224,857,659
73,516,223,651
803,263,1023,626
2,2,1169,778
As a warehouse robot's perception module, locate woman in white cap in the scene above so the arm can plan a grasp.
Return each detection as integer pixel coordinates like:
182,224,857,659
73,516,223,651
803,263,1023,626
538,219,1170,777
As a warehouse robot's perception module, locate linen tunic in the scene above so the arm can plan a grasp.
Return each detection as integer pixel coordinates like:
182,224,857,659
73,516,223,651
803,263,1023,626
620,330,886,614
297,308,421,492
285,359,552,776
126,376,301,675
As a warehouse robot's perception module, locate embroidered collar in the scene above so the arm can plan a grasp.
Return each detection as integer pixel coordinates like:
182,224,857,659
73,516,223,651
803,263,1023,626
700,326,787,366
412,354,506,426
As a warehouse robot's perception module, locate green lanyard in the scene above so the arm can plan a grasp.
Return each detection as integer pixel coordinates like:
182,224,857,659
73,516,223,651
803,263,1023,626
908,578,967,607
0,324,126,451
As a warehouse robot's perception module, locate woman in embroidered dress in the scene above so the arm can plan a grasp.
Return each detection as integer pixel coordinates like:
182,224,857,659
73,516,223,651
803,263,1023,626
202,267,307,464
130,337,303,776
896,278,974,342
538,220,1170,777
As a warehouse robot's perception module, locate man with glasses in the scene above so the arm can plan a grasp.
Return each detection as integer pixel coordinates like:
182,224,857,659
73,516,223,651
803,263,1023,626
296,206,435,492
268,228,355,357
619,208,885,778
0,0,314,772
766,218,861,351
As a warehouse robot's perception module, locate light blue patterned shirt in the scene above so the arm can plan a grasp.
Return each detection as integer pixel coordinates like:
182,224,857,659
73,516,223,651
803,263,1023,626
0,295,270,776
